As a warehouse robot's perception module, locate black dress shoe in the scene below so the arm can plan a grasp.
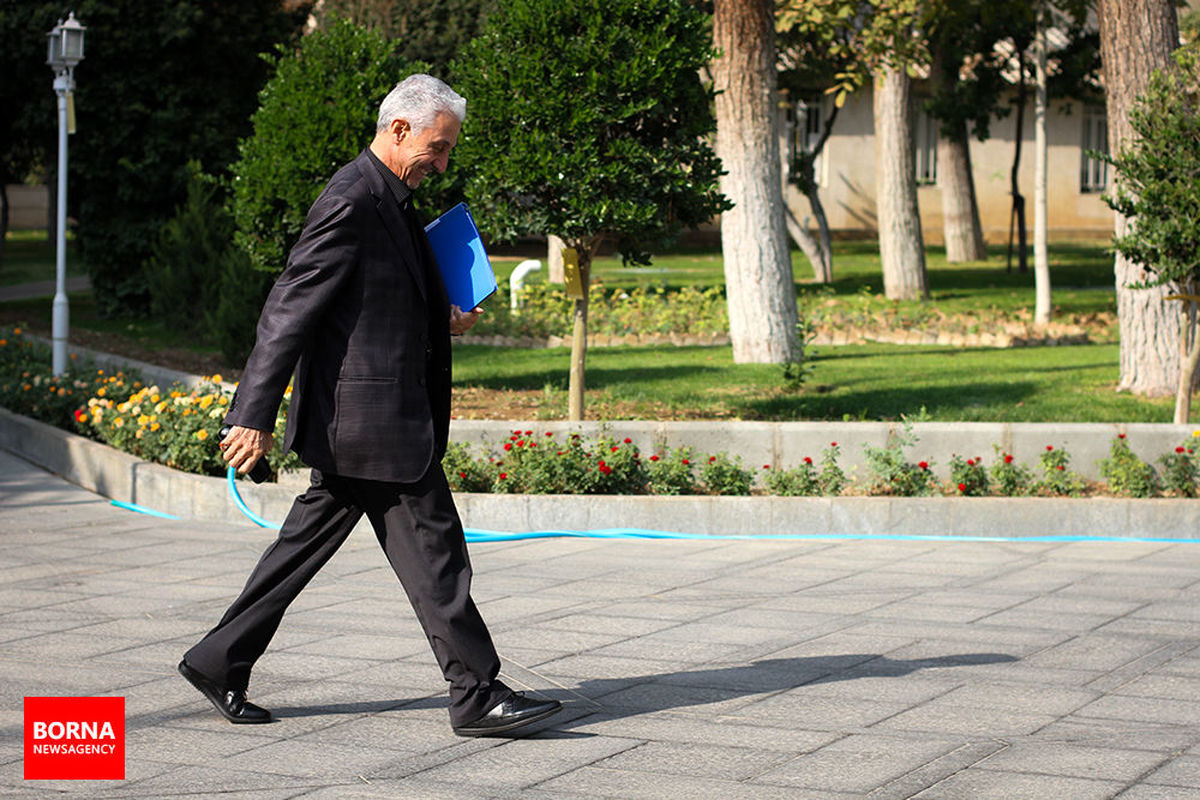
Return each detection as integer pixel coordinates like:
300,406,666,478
453,692,562,737
178,660,272,724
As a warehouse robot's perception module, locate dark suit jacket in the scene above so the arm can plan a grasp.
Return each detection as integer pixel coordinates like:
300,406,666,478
225,150,452,483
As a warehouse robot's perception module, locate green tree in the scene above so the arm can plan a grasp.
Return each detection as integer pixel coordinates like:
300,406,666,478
230,19,422,275
1103,42,1200,423
62,0,307,316
453,0,729,419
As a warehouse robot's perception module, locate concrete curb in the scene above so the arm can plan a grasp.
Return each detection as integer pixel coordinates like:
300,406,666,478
4,406,1199,539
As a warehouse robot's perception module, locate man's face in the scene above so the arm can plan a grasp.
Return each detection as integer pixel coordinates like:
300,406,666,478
391,111,461,188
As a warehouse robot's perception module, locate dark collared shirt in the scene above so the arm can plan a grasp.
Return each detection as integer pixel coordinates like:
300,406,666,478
365,147,415,211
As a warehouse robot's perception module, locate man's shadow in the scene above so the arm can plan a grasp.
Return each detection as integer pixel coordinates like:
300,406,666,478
264,651,1016,725
551,651,1018,726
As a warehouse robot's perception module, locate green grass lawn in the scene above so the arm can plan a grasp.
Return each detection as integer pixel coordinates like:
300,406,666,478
1,230,84,287
3,235,1155,423
452,340,1173,423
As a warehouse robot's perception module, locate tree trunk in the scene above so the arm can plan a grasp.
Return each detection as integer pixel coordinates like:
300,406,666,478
1176,297,1199,424
779,108,832,282
1098,0,1180,397
712,0,798,363
567,246,591,421
547,234,565,283
930,50,985,263
874,67,928,301
1033,17,1052,325
938,126,986,263
1008,45,1029,274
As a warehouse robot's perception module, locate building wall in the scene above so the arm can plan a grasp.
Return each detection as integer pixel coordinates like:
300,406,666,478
814,88,1112,241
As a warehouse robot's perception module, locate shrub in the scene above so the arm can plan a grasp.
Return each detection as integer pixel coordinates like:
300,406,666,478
765,458,820,496
1035,445,1087,497
862,424,937,497
700,452,753,496
231,19,423,275
989,449,1033,497
1158,438,1200,498
818,442,846,495
949,453,989,496
488,430,647,494
647,446,698,495
444,442,494,492
1098,435,1160,498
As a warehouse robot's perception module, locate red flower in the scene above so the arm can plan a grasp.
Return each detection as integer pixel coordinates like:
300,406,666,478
1046,445,1054,451
504,443,513,451
958,483,967,492
649,455,659,462
681,459,690,465
624,438,632,444
1056,465,1065,471
966,459,975,466
459,471,467,479
612,445,619,452
1177,447,1187,454
803,457,813,465
918,461,929,470
73,408,87,422
525,430,533,435
1118,433,1127,439
517,440,525,447
598,460,607,468
499,472,508,480
601,465,612,475
1004,454,1014,464
830,442,838,447
545,431,554,437
763,464,770,470
708,456,717,463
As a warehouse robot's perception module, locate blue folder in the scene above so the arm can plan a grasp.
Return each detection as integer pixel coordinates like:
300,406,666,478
424,202,498,310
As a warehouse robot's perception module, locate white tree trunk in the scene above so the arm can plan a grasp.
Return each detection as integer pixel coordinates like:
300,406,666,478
547,234,565,283
713,0,798,363
1098,0,1180,396
1033,18,1052,325
874,68,928,301
779,106,832,282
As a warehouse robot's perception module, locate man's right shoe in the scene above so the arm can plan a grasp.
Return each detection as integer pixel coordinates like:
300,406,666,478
453,692,562,737
177,660,272,724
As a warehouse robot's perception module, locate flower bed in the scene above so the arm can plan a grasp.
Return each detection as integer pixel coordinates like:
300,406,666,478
2,326,1197,498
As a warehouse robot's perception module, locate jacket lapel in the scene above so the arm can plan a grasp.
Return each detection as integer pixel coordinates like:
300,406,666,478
355,151,428,302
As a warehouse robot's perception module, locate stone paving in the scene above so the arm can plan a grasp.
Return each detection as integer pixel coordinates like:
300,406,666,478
2,448,1200,798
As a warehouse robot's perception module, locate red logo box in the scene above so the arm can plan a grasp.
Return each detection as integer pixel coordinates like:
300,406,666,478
24,697,125,780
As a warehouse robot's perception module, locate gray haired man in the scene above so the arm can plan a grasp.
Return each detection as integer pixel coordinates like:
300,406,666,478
178,75,561,737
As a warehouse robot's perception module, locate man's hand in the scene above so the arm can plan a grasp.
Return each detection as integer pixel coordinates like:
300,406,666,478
449,304,483,335
219,425,274,475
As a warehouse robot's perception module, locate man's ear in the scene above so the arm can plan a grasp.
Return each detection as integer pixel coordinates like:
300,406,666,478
389,119,410,142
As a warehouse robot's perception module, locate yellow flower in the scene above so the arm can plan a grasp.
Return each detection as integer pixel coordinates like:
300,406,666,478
138,415,151,426
195,429,209,441
150,422,160,432
199,396,214,409
12,327,21,335
97,387,106,397
113,417,124,428
211,374,223,384
155,401,167,413
150,394,160,403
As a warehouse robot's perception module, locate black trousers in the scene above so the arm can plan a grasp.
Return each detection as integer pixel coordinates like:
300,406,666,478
183,464,510,726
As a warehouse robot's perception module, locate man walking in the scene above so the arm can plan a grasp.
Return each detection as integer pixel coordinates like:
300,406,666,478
178,74,561,737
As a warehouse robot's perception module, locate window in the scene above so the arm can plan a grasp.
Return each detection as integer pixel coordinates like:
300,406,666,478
914,105,938,185
1080,105,1108,193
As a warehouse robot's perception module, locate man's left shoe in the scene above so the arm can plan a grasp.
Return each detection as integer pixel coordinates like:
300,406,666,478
453,692,562,737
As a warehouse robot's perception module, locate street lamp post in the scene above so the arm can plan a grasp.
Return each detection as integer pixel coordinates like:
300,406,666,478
46,12,85,375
